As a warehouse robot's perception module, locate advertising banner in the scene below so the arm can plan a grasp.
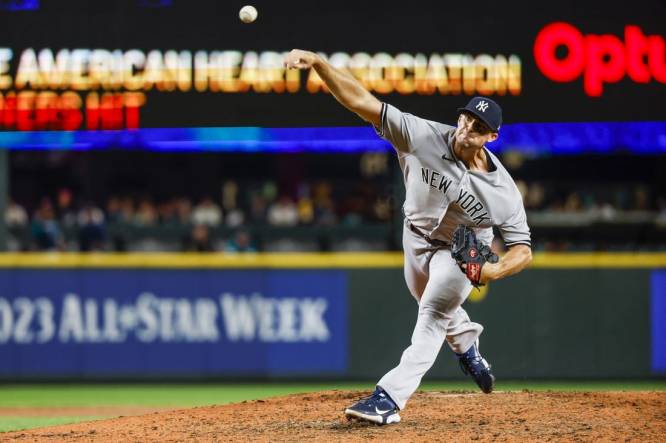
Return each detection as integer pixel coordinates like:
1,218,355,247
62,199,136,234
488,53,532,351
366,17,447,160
652,271,666,374
0,269,347,377
0,1,664,129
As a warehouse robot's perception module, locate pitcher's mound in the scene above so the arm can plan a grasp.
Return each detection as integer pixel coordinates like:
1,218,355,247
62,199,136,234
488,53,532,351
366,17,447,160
4,390,665,442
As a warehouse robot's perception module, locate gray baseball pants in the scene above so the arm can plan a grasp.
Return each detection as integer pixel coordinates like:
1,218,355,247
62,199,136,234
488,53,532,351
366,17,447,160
377,222,483,410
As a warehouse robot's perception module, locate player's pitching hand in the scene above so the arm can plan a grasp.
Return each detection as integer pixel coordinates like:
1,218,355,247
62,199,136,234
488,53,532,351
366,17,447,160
284,49,318,69
479,262,498,284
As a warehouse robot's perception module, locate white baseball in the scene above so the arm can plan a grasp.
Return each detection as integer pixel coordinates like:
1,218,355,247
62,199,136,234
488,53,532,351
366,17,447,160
239,5,258,23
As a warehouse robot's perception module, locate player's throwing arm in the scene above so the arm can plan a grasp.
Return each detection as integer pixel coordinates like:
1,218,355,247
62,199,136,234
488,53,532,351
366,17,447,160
284,49,382,126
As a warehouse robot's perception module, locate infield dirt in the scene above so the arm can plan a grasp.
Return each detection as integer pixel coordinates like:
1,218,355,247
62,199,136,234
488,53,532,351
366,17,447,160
2,390,665,442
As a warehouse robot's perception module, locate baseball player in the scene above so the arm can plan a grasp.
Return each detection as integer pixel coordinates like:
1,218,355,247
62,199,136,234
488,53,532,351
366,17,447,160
284,50,533,425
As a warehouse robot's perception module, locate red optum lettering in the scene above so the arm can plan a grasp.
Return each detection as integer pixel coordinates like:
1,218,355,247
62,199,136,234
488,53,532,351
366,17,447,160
534,22,666,96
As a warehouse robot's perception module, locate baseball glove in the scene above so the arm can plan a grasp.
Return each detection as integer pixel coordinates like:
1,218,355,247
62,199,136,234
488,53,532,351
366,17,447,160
451,225,499,287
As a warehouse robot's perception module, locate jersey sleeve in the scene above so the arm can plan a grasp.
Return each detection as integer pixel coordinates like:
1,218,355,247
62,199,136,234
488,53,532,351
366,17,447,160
373,103,429,154
498,204,531,248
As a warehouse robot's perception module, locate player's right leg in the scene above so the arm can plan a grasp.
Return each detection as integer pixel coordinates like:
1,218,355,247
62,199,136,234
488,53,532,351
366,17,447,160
375,248,472,410
343,221,428,424
344,387,401,425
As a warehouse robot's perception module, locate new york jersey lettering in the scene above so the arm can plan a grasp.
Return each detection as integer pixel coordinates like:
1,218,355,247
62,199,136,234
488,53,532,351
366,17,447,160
456,189,490,225
421,168,453,194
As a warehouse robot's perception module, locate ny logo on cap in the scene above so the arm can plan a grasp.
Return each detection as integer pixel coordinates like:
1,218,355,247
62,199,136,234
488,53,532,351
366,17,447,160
476,100,489,112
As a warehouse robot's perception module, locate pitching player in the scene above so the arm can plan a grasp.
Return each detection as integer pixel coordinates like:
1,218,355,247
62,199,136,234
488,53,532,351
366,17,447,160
284,49,533,425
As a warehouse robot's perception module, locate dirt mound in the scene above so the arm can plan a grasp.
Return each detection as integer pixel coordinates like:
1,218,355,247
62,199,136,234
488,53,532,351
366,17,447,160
2,390,665,442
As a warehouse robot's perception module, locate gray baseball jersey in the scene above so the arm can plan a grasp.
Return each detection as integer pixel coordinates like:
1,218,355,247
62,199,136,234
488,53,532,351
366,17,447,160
372,102,531,410
375,102,531,248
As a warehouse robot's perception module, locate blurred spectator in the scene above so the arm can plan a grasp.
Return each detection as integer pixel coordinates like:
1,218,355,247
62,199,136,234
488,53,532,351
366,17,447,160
120,197,136,223
5,199,28,227
56,188,77,227
30,198,63,250
580,191,596,210
220,180,245,227
373,196,392,222
6,174,664,252
267,195,298,226
314,198,337,225
225,208,245,228
135,199,159,226
298,197,315,224
597,202,617,221
262,181,278,203
360,152,389,177
175,197,193,224
313,180,332,203
158,200,178,225
341,197,363,225
225,229,256,253
634,187,649,211
312,181,338,225
222,180,239,212
501,150,525,171
192,197,222,226
249,192,268,223
612,188,631,210
563,192,583,212
183,223,214,252
77,202,106,251
106,196,123,223
525,182,545,210
296,183,315,225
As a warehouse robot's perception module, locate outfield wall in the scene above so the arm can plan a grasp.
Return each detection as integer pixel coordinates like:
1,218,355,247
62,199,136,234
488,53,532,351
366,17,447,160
0,253,663,379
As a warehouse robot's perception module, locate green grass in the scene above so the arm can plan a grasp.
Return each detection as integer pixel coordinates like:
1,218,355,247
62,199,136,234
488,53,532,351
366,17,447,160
0,416,105,433
1,380,664,408
0,380,664,433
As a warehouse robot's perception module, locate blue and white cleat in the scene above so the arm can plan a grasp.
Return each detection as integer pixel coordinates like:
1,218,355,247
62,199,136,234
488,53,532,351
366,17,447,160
456,342,495,393
344,387,401,425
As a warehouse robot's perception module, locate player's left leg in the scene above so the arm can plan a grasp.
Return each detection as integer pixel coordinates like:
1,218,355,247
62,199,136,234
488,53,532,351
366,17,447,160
445,307,483,354
446,308,495,393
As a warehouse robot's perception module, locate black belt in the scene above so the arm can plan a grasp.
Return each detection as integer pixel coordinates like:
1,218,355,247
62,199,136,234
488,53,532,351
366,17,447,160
408,222,449,248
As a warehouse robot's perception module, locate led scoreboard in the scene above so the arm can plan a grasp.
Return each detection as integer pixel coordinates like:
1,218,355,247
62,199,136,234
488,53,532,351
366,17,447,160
1,2,663,130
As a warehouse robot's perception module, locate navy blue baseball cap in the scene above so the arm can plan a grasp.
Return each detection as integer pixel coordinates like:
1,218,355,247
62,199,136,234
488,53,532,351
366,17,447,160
457,96,502,132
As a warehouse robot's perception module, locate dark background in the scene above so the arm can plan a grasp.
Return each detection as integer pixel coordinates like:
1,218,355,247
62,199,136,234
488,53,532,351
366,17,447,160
2,0,665,127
